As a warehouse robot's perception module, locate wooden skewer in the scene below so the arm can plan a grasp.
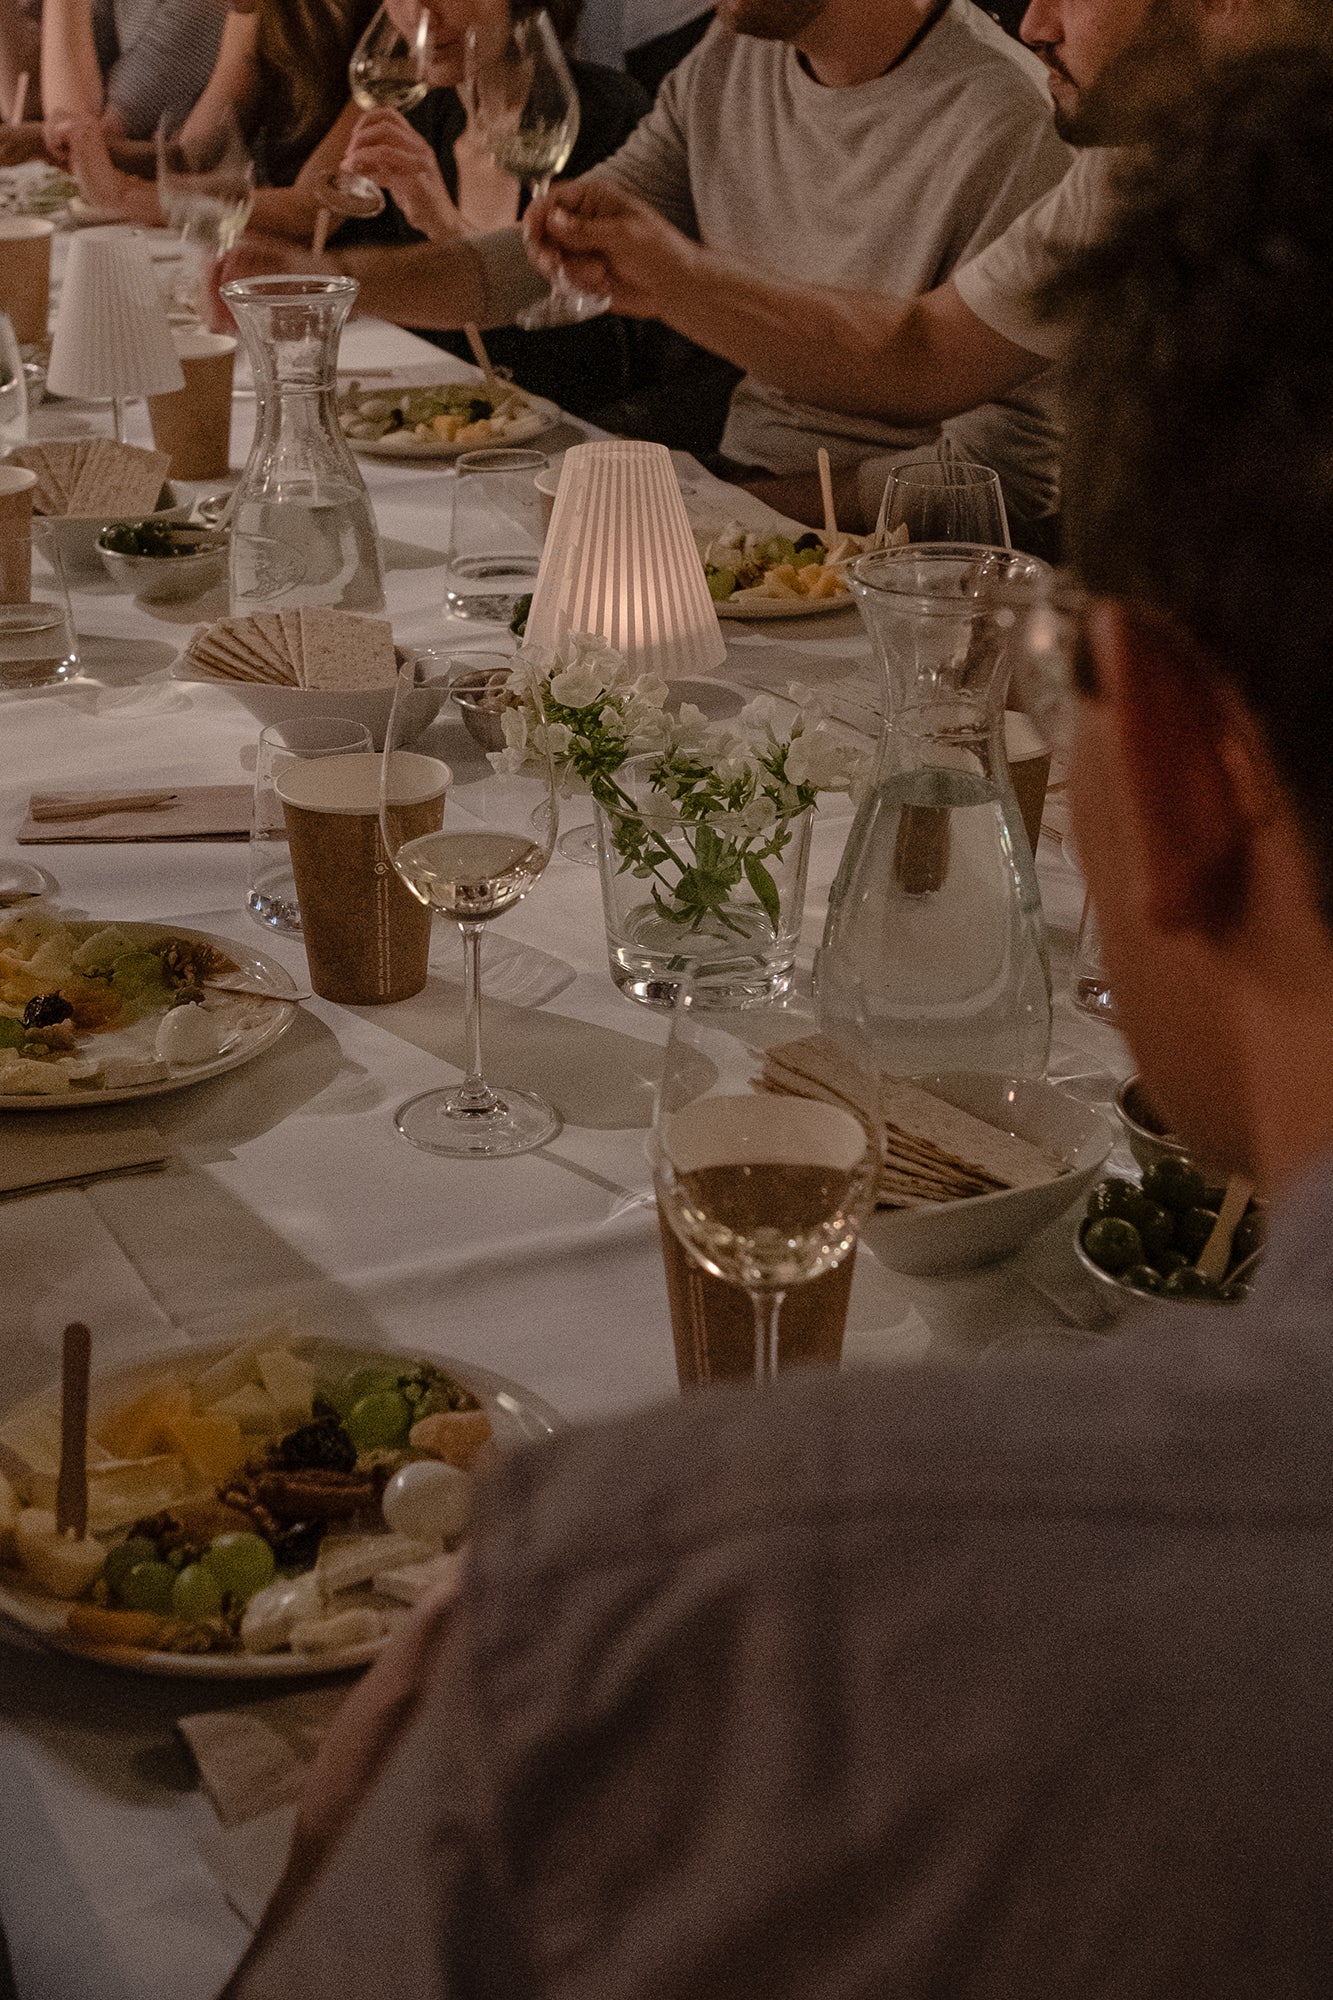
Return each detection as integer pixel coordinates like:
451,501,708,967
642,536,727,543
29,791,178,823
1195,1175,1254,1285
817,446,837,544
10,71,28,126
311,208,332,258
56,1321,91,1541
463,321,502,397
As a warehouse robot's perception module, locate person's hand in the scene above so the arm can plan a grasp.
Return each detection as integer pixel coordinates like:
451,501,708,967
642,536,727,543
60,115,124,208
339,108,465,242
220,234,338,285
0,122,52,168
524,178,698,319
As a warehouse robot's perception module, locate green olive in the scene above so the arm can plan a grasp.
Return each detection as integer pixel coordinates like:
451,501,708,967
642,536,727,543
1172,1206,1220,1261
1141,1158,1208,1213
1123,1264,1164,1295
1154,1248,1189,1279
1162,1267,1221,1301
1082,1216,1144,1274
1086,1178,1142,1222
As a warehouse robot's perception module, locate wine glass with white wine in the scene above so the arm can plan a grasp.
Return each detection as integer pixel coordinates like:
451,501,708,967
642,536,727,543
653,980,882,1382
319,3,431,220
380,660,563,1158
463,9,609,329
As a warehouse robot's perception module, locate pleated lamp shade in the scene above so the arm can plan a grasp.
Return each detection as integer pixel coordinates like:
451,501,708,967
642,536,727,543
47,226,184,402
525,440,727,678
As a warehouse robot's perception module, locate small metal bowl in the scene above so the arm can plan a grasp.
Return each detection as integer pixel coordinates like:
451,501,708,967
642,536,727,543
1072,1217,1249,1312
97,524,228,604
450,665,515,753
1114,1075,1191,1176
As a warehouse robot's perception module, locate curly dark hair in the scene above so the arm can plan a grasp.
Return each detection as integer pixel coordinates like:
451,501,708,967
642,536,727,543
1053,46,1333,909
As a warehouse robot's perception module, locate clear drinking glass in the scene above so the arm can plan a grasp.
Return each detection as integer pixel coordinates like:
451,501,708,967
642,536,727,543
380,660,562,1156
0,310,27,447
653,976,881,1381
818,544,1052,1077
444,447,546,622
319,4,431,220
875,456,1011,548
248,716,374,931
463,10,609,330
157,111,254,326
0,519,77,689
220,273,385,615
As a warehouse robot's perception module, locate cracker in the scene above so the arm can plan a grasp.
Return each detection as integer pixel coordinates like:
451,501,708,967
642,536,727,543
188,623,290,683
296,609,395,691
278,610,305,684
246,613,296,677
68,438,170,517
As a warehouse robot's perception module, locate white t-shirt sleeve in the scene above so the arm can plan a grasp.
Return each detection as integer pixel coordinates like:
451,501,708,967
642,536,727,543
953,148,1120,360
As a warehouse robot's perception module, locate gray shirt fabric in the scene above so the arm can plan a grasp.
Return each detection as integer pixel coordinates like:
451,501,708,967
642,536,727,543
228,1155,1333,1999
94,0,224,139
471,7,1072,522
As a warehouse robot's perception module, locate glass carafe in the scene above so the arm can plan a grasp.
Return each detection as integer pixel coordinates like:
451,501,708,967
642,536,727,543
220,274,385,615
817,544,1053,1077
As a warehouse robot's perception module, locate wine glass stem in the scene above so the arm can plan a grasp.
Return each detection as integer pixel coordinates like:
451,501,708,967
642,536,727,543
454,920,497,1115
750,1289,785,1383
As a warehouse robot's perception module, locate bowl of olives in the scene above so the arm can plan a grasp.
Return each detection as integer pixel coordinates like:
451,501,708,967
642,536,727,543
97,520,228,603
1075,1158,1265,1307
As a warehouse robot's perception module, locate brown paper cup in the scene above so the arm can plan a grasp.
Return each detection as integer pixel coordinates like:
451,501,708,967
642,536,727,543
658,1204,855,1388
148,332,236,482
1005,710,1051,860
0,217,52,345
0,465,34,604
276,751,449,1005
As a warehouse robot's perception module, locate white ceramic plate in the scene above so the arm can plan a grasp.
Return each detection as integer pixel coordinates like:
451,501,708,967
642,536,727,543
0,1337,562,1678
862,1073,1115,1276
715,590,856,621
0,919,298,1111
346,391,561,461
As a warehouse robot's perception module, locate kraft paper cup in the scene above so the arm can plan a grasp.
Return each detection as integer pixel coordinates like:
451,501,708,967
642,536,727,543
148,331,236,481
658,1203,856,1388
0,463,34,604
0,218,53,345
276,751,449,1005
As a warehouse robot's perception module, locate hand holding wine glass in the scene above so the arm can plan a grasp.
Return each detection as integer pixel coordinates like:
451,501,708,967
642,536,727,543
320,3,431,222
380,661,562,1158
464,9,609,329
653,983,881,1381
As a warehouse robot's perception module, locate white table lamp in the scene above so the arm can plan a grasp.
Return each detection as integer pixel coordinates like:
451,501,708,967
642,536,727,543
525,439,727,678
46,226,184,440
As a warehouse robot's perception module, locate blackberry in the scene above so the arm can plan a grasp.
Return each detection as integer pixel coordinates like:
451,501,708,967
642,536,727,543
273,1414,357,1474
23,992,73,1028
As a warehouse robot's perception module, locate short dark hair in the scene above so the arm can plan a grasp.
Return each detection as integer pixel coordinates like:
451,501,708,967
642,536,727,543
1054,47,1333,910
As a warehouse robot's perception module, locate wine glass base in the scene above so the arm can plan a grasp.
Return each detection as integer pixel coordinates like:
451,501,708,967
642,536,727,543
317,172,386,221
517,288,610,330
557,823,598,866
393,1084,561,1158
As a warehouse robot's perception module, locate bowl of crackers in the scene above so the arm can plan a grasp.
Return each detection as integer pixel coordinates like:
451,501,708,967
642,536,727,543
172,608,407,745
7,438,188,578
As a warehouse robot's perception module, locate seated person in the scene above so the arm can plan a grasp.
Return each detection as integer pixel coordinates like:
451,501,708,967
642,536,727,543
224,46,1333,1997
0,0,226,162
333,0,659,421
228,0,1074,541
569,0,714,94
523,0,1330,526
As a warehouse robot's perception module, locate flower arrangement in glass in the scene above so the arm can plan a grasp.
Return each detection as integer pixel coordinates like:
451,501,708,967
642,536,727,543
493,635,865,1006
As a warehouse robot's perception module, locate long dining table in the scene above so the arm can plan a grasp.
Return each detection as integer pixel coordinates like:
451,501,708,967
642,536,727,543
0,305,1127,2000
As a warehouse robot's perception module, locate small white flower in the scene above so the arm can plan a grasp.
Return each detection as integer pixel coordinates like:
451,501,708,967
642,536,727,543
549,659,608,711
500,706,529,753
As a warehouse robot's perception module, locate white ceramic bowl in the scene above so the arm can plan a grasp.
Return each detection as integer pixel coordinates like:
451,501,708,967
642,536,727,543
171,646,417,750
863,1073,1114,1276
98,526,228,603
51,485,190,579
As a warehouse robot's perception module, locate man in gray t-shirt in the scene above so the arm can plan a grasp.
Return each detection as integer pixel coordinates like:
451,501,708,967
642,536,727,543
227,47,1333,2000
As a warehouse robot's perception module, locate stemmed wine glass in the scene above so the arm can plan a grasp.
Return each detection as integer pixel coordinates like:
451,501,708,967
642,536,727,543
875,456,1011,548
157,111,254,322
463,9,609,329
653,978,881,1381
319,3,431,220
380,660,563,1157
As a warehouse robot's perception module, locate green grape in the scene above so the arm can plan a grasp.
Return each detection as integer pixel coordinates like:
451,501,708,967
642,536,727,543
172,1562,224,1620
109,950,171,1004
345,1389,413,1451
103,1536,159,1599
120,1561,178,1615
0,1016,24,1050
202,1531,276,1601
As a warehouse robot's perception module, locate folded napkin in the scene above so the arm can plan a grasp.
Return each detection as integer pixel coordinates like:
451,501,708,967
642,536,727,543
0,1109,170,1198
17,785,252,843
195,1803,298,1932
179,1684,347,1828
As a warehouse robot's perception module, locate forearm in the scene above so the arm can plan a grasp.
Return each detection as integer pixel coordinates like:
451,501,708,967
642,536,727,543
40,0,102,116
654,254,1043,426
325,237,487,328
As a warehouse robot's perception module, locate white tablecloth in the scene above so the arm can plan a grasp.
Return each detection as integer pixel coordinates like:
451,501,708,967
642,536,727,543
0,316,1128,2000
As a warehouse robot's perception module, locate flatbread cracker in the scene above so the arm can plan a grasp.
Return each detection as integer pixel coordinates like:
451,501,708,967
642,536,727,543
296,609,395,691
